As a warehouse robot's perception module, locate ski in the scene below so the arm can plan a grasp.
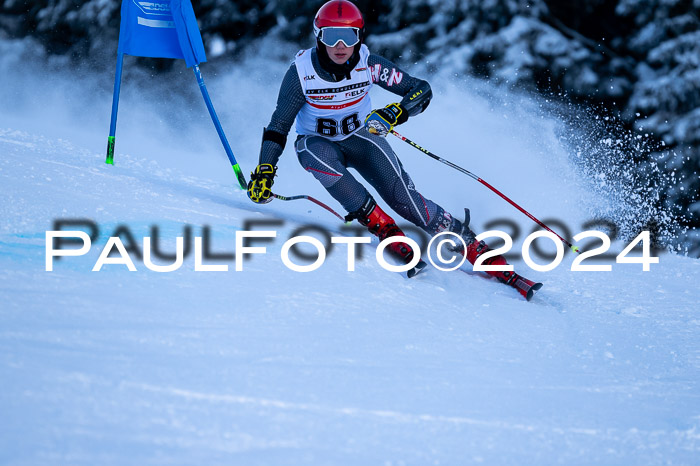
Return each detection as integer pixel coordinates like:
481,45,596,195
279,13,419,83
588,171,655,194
510,275,543,301
407,259,428,278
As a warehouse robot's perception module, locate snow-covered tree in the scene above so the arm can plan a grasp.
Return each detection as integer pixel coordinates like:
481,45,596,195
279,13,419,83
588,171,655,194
0,0,697,253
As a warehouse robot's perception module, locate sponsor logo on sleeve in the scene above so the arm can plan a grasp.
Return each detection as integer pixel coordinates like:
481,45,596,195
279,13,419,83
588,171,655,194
370,65,404,87
388,69,403,86
370,64,381,83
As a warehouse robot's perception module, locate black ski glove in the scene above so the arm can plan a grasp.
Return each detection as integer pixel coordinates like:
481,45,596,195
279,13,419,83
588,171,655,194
247,163,276,204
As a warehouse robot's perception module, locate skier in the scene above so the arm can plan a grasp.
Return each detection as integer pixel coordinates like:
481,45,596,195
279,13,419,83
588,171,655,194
247,0,542,300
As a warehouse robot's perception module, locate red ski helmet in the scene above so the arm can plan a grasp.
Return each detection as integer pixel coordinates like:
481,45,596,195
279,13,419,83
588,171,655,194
313,1,365,48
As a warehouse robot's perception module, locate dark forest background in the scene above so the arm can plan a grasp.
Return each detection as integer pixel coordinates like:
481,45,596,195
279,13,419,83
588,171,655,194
1,0,698,253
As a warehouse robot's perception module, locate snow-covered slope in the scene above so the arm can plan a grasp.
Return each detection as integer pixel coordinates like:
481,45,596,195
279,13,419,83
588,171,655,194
0,51,698,465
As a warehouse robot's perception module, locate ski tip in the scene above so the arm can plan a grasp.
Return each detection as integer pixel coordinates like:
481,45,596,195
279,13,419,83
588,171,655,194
407,260,428,278
526,282,544,301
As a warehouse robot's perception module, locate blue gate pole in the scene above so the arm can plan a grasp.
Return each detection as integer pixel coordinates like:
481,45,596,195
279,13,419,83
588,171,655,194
193,64,247,190
106,52,125,165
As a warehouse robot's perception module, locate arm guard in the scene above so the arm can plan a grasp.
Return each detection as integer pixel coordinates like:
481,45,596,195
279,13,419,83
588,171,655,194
400,79,432,117
367,54,433,119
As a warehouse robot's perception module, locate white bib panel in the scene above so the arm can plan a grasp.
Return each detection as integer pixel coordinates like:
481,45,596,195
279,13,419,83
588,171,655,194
294,45,373,141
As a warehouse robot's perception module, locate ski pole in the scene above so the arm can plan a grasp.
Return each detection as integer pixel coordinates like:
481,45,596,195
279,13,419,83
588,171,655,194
272,193,346,221
390,129,580,253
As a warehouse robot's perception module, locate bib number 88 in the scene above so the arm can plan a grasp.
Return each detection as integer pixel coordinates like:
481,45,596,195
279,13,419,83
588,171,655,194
316,113,361,137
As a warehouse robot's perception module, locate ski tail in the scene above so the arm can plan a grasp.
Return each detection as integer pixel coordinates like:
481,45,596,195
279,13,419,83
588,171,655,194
512,276,543,301
407,259,428,278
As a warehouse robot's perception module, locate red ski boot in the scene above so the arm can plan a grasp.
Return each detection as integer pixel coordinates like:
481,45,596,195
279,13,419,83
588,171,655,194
456,209,543,301
348,198,427,278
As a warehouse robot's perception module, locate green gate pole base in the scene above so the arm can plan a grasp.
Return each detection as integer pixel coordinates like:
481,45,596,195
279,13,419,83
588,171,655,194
106,136,115,165
233,164,246,190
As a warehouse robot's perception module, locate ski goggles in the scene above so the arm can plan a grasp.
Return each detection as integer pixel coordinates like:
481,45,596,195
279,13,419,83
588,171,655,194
317,27,361,47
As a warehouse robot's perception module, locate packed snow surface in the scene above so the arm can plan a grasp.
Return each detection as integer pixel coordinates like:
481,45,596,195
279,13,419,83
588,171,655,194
0,50,698,465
